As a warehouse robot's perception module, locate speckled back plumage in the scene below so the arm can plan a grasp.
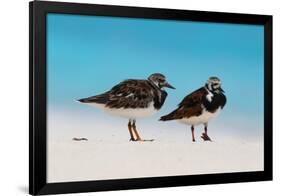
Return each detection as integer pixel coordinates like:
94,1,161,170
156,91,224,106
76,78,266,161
160,87,226,121
79,79,167,110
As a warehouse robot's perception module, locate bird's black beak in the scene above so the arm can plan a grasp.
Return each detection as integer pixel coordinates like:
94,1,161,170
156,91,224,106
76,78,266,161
218,86,224,93
164,82,175,89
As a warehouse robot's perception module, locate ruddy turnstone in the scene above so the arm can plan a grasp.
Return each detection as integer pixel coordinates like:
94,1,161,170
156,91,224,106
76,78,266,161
78,73,175,142
160,77,226,142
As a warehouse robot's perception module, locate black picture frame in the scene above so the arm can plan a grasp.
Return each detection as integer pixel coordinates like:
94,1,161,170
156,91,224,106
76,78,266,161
29,1,273,195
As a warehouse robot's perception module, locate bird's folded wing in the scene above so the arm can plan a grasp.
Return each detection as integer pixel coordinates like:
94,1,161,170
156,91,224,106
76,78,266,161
161,87,207,120
178,87,206,108
106,80,154,109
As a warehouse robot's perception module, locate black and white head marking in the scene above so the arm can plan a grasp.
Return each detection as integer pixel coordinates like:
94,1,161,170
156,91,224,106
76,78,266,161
205,76,224,94
148,73,175,90
147,73,175,110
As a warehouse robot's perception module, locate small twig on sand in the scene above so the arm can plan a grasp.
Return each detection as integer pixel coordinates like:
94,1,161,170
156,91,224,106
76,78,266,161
72,137,88,141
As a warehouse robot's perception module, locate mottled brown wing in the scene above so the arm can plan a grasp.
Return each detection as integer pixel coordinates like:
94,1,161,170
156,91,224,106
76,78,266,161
160,87,207,121
178,87,206,108
106,79,154,109
175,104,203,119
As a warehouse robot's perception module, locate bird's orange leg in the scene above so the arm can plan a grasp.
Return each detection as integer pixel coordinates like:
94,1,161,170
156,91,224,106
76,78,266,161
131,120,142,141
191,125,196,142
201,124,212,141
128,121,136,141
132,120,154,142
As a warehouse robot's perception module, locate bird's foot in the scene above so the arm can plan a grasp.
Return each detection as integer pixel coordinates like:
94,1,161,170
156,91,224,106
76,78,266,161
129,138,136,142
201,133,212,141
136,138,155,142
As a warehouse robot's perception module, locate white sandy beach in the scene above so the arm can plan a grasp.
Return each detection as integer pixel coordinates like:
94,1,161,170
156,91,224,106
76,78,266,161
47,119,264,183
48,140,263,183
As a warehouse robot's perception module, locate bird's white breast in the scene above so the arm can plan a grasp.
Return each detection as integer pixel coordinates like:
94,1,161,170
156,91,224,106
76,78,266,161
179,107,221,125
87,102,158,119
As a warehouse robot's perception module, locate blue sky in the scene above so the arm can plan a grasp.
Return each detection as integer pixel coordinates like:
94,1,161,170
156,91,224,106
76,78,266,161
47,13,264,138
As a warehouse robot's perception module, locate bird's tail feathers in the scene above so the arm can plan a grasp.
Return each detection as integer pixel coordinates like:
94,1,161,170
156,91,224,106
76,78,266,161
77,98,89,103
159,110,178,121
77,93,109,104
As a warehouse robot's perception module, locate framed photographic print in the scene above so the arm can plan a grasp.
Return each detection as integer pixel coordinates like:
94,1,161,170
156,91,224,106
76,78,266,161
29,1,273,195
